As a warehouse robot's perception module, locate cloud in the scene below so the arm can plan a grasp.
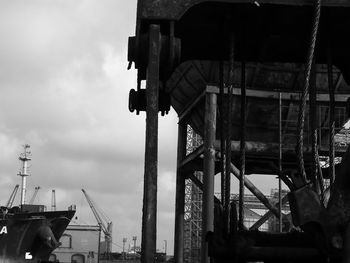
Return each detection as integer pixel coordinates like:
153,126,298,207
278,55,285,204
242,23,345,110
0,0,179,254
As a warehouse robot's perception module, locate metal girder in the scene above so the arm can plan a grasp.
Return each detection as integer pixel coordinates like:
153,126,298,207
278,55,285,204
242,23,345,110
137,0,350,21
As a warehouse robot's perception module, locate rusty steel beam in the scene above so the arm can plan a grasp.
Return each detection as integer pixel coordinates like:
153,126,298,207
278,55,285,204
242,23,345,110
250,194,290,230
212,140,347,156
141,24,161,263
136,0,350,21
202,92,217,263
230,163,281,219
206,84,350,103
174,122,187,263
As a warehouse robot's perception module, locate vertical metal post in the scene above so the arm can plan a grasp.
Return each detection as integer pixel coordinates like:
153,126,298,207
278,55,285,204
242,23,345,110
278,92,283,232
141,24,161,263
174,122,187,263
239,61,246,230
225,33,235,234
202,92,217,263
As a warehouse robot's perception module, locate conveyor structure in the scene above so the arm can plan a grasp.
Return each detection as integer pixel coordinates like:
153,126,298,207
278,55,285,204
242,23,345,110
127,1,350,262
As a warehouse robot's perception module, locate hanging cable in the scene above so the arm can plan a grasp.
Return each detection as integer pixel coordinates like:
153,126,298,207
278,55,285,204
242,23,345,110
239,60,246,230
219,61,226,206
327,48,336,185
296,0,321,182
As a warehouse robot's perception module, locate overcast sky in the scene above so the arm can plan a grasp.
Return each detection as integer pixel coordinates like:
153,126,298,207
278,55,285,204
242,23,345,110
0,0,289,255
0,0,180,253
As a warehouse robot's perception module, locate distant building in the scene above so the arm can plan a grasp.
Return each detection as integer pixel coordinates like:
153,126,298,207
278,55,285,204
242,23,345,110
50,224,101,263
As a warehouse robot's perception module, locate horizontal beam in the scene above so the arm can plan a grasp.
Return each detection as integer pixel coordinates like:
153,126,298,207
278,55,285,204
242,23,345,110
207,85,350,102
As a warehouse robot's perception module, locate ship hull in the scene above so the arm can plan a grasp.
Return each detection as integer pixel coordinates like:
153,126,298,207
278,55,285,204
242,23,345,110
0,210,75,263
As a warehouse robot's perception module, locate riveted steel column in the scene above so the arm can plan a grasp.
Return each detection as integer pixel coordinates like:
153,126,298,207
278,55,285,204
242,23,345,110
174,122,187,263
141,24,161,263
278,92,283,232
201,92,217,263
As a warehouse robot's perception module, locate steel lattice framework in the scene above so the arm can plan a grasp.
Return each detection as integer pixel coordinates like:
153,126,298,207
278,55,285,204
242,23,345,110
184,126,203,263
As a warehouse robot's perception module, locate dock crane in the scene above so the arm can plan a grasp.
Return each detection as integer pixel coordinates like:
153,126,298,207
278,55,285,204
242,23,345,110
29,186,40,205
81,189,113,255
6,185,19,208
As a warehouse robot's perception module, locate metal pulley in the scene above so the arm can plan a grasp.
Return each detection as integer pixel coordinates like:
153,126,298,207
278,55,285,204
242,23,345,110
128,30,181,80
129,88,171,116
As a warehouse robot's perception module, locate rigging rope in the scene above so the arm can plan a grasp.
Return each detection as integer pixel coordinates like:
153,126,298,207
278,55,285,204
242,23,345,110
327,48,336,184
296,0,321,182
239,60,246,231
219,61,226,206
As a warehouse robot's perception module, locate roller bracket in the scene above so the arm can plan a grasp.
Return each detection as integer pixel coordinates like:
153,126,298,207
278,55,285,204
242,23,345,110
129,89,171,116
128,33,181,80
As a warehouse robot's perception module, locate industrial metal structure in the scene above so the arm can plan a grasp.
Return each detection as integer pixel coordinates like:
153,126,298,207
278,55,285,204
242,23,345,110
18,144,31,206
29,186,40,205
6,184,19,208
184,127,202,263
128,0,350,262
82,189,113,255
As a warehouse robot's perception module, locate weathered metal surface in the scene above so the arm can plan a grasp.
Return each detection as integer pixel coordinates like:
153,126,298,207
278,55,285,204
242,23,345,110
129,1,350,262
137,0,350,20
250,194,290,230
202,92,217,263
327,147,350,235
174,123,187,263
230,163,281,219
131,1,350,84
288,185,323,226
166,62,350,148
141,24,161,263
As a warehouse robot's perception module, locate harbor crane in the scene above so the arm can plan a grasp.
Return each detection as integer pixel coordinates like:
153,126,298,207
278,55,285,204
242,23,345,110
29,186,40,205
81,189,113,255
6,184,19,208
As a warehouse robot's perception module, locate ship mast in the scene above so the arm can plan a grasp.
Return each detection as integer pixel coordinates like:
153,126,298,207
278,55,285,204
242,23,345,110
18,144,31,206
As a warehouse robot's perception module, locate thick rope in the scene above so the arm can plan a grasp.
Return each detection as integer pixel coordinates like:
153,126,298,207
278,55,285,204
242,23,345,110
296,0,321,182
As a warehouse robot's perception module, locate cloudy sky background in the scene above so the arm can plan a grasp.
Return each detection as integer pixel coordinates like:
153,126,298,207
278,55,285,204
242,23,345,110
0,0,284,254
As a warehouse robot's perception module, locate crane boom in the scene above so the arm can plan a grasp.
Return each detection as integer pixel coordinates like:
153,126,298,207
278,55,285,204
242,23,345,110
6,185,19,208
29,186,40,205
81,189,112,254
